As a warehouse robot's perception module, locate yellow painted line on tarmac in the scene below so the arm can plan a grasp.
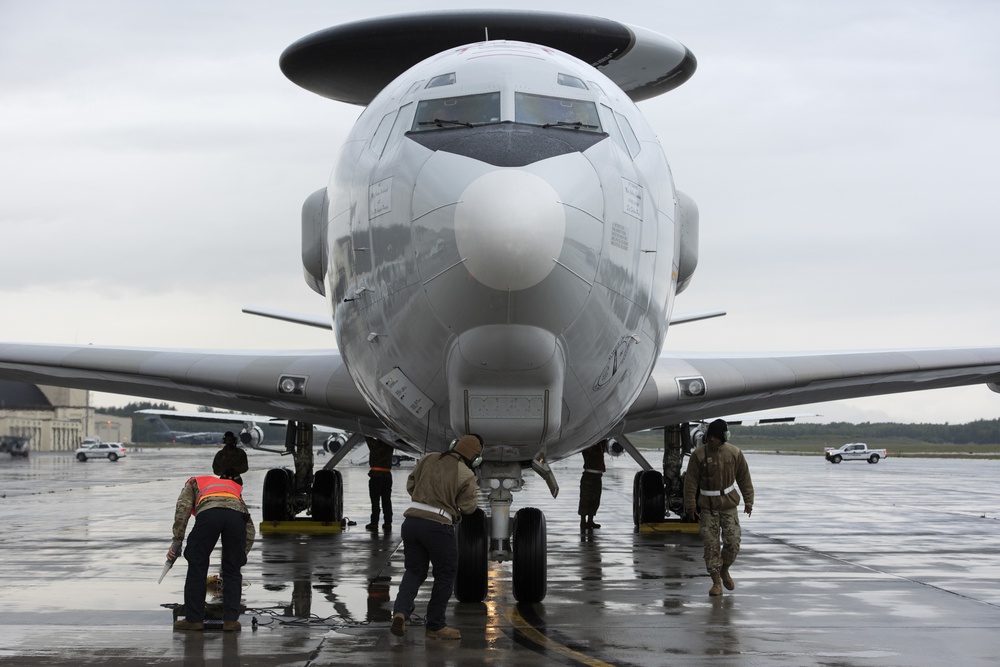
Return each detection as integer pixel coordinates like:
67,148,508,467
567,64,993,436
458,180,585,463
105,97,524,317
509,606,615,667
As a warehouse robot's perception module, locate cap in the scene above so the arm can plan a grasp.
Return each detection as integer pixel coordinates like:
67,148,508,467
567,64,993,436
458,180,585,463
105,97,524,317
453,435,483,461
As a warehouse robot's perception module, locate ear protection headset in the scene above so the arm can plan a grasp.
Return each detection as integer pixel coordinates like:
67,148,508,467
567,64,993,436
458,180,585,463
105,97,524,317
449,437,484,468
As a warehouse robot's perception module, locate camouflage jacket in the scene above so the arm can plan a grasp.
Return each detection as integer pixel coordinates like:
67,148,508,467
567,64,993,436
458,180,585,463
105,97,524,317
212,444,248,478
683,442,754,513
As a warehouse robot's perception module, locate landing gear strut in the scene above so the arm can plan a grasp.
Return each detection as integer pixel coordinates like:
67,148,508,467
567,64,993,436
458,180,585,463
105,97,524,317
261,421,344,523
454,460,553,603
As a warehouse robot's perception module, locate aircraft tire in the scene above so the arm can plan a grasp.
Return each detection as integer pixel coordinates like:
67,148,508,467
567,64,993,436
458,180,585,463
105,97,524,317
633,470,665,525
311,468,343,522
512,507,547,604
262,468,293,521
454,507,488,602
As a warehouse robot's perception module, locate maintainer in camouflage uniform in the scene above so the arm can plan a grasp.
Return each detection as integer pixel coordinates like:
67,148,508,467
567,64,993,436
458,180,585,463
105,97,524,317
170,474,255,631
366,437,394,531
683,419,754,596
578,440,607,531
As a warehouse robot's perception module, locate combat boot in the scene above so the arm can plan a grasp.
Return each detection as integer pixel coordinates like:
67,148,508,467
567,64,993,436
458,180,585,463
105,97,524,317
173,619,204,631
720,566,735,591
425,625,461,640
390,612,406,637
223,620,241,632
709,571,723,596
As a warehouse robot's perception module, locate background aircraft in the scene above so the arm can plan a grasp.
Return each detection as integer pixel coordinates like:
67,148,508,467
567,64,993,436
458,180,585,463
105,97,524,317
144,413,226,445
2,9,1000,603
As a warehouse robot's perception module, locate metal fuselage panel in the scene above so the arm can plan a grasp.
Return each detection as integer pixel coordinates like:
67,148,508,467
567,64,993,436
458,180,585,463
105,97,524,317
327,41,677,460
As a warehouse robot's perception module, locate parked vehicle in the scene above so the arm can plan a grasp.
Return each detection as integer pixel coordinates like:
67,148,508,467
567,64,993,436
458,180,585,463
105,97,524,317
76,441,127,462
824,442,887,464
1,435,30,458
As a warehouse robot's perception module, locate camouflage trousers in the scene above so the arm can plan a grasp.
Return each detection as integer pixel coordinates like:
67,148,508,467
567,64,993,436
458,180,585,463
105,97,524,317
698,508,741,573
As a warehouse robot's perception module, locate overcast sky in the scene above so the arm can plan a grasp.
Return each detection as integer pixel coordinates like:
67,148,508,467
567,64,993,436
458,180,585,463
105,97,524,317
2,1,999,424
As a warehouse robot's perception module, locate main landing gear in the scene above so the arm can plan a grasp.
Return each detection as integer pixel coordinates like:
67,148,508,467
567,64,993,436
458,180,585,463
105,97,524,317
455,460,551,604
616,425,697,528
261,421,364,524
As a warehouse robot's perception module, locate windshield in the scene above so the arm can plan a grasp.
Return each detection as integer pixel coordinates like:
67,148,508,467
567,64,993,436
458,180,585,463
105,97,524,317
515,93,601,132
411,92,501,132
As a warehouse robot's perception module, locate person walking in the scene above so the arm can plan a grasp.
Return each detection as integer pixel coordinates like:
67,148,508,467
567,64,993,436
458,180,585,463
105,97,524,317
578,440,607,531
365,437,394,532
390,435,483,640
683,419,754,597
212,431,248,486
170,472,255,631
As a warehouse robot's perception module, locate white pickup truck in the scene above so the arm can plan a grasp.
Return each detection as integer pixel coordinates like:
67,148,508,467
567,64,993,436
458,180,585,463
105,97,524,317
824,442,887,464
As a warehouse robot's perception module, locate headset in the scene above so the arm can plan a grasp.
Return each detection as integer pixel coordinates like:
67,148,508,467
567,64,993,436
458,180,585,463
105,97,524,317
448,436,484,468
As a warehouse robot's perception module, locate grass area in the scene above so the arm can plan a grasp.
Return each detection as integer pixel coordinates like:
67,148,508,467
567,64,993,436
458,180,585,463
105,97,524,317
625,433,1000,459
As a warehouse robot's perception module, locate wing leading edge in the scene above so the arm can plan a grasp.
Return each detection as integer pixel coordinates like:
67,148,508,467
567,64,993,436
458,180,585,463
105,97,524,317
0,343,376,434
624,347,1000,432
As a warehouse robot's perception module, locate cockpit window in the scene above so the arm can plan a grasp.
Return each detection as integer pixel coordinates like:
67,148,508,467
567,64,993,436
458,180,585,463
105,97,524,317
426,73,456,88
411,92,502,132
514,93,602,132
557,73,587,89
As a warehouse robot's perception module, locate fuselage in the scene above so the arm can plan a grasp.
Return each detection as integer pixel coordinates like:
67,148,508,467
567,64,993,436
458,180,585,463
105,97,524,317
323,41,680,461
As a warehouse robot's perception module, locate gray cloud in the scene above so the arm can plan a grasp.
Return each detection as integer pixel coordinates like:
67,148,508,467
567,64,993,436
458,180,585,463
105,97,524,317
1,0,998,422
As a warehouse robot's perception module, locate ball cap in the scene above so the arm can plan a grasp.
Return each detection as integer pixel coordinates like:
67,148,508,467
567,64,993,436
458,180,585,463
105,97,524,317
453,435,483,461
706,419,729,440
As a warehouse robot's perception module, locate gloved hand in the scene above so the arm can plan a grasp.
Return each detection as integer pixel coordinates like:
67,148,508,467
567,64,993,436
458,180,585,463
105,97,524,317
167,540,182,562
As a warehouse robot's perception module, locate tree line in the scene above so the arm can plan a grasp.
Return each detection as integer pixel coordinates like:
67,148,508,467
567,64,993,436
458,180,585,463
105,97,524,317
99,402,1000,446
731,419,1000,445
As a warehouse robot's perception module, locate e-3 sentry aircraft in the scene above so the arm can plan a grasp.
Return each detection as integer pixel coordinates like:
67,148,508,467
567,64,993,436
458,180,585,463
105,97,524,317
2,10,1000,603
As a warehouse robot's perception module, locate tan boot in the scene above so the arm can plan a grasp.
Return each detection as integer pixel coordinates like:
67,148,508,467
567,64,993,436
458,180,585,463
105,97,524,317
709,571,723,596
390,612,405,637
173,619,204,631
223,620,241,632
721,567,735,591
425,625,461,640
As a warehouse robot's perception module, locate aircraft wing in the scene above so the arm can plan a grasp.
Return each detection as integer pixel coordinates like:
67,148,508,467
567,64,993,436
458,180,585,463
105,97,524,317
623,347,1000,432
0,343,379,434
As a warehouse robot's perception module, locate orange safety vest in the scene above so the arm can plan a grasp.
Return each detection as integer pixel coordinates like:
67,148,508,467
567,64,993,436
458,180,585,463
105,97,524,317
189,476,243,515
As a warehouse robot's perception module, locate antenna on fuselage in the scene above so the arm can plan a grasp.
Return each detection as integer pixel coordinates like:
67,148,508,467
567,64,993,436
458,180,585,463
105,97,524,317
485,27,489,41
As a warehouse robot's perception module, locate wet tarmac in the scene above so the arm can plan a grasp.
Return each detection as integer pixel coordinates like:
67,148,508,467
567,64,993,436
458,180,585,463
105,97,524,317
1,447,998,666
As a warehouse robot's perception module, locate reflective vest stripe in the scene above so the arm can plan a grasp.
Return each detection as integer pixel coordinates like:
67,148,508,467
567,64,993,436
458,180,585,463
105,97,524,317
408,501,455,522
700,481,738,497
190,476,243,515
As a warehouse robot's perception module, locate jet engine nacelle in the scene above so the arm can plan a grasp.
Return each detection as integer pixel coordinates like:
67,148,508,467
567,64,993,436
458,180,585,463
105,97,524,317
323,433,348,454
674,190,699,294
239,424,265,449
609,440,625,457
301,187,329,296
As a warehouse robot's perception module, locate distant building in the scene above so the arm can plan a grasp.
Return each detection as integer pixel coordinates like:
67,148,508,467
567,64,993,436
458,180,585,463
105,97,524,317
0,381,132,452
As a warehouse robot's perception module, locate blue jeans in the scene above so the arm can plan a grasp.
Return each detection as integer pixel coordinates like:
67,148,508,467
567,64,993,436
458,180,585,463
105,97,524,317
392,516,457,630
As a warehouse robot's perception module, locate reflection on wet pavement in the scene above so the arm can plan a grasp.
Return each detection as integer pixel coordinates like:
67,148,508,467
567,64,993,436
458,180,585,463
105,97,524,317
0,448,998,665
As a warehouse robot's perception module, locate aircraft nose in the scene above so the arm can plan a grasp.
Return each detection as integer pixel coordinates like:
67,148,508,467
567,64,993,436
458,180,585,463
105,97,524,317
454,170,565,291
